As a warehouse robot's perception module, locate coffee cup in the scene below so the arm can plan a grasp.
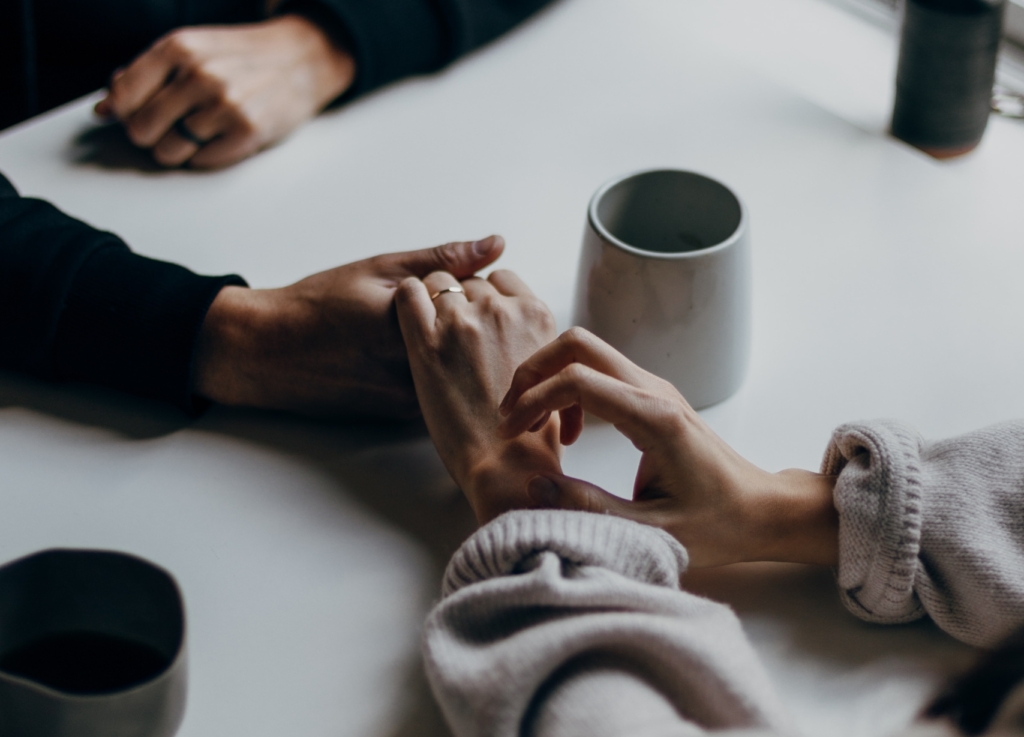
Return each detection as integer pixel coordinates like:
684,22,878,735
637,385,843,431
571,169,751,408
0,549,187,737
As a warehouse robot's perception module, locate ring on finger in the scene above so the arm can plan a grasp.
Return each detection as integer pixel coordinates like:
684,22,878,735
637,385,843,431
173,118,207,146
430,285,466,301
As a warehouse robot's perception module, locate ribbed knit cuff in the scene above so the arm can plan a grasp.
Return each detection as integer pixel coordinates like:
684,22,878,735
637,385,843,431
49,243,247,415
442,510,689,598
275,0,447,98
822,420,927,625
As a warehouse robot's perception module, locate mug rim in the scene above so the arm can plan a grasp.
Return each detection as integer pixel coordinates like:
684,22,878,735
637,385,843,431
587,168,747,260
0,548,187,700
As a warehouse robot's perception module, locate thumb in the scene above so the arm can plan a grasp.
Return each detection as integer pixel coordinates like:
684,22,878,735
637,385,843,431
394,235,505,280
527,473,646,522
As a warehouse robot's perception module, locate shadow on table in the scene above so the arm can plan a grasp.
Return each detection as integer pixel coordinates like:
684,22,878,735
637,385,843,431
70,122,164,172
0,371,464,737
684,562,978,675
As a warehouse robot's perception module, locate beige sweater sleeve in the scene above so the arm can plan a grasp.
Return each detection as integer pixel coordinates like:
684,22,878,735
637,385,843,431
824,419,1024,648
422,510,793,737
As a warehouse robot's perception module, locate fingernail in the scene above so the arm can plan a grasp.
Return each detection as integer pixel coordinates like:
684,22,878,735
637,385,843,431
498,392,512,415
527,475,560,508
472,236,497,256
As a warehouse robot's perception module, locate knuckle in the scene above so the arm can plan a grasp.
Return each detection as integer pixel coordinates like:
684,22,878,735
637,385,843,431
126,121,154,147
563,326,591,347
194,69,227,99
432,243,462,273
561,362,589,385
394,280,417,303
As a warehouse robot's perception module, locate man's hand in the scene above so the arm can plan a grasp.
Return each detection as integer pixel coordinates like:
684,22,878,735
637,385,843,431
95,15,355,169
193,236,505,418
395,269,562,525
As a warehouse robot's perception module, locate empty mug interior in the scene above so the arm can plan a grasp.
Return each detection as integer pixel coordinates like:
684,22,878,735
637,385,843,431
0,550,184,694
593,170,742,254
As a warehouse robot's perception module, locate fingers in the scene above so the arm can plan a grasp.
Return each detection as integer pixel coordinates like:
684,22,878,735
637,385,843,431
459,276,496,301
559,404,585,446
500,327,649,417
487,269,535,297
394,277,436,348
499,361,678,451
385,236,505,280
104,42,179,123
421,271,465,302
188,125,261,169
528,473,649,524
123,71,212,148
151,130,200,168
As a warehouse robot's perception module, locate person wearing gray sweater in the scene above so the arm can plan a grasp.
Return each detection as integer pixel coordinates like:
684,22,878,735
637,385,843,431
391,277,1024,737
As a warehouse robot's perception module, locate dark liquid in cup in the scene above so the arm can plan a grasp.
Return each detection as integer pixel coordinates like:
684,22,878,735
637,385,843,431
0,631,169,694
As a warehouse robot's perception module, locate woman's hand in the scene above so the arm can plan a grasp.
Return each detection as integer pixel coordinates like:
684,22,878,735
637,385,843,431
395,270,562,525
95,15,355,169
497,327,838,568
193,237,504,418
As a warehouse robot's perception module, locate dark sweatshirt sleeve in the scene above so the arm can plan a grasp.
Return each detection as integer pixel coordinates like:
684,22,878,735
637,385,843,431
278,0,555,98
0,171,246,413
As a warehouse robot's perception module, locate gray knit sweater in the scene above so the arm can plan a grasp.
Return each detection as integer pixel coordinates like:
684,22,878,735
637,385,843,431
423,420,1024,737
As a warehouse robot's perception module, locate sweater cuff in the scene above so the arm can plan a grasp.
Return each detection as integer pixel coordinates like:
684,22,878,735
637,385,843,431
442,510,689,598
274,0,447,97
49,244,247,415
822,420,927,625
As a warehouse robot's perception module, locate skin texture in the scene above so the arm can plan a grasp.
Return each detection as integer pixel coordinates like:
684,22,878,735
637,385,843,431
95,15,355,168
497,327,839,568
193,237,505,418
394,270,562,525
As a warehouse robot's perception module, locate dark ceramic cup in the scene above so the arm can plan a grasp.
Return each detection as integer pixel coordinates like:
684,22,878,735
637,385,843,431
0,550,187,737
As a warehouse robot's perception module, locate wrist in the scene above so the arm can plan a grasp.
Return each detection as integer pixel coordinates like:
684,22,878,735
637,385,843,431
743,470,839,566
193,285,278,407
462,435,563,525
276,13,356,105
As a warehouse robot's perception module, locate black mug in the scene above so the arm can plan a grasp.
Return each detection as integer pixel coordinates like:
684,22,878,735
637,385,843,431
0,550,187,737
892,0,1006,158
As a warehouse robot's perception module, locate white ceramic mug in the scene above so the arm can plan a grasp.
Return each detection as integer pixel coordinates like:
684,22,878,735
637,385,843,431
571,169,751,409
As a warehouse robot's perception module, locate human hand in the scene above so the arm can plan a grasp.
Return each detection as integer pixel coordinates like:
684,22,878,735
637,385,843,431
193,236,505,418
497,328,838,567
395,270,561,525
95,15,355,168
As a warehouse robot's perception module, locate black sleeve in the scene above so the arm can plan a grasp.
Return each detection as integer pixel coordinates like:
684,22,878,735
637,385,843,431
0,171,246,413
277,0,556,98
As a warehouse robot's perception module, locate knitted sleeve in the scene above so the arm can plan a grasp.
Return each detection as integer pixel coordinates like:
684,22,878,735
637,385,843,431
823,419,1024,648
423,510,792,737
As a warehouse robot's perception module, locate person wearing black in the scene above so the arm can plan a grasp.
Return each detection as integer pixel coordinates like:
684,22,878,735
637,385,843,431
0,169,506,415
2,0,554,167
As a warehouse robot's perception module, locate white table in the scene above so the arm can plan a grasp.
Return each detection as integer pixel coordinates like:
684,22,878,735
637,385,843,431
2,1,1023,735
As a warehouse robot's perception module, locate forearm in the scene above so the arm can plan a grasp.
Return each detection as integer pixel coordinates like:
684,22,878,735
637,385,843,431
425,510,792,737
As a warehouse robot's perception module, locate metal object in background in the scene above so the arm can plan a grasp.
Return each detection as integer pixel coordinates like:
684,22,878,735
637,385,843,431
992,86,1024,116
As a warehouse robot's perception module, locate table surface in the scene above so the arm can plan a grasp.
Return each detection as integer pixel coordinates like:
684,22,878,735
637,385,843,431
2,1,1023,735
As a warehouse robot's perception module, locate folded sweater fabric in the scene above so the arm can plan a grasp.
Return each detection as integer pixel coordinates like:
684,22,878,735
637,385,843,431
424,419,1024,736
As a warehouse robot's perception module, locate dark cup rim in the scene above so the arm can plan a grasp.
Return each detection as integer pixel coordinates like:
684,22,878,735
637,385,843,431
0,548,187,700
587,168,748,261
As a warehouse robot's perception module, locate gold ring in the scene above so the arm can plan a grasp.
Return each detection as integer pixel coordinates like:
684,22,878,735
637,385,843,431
430,285,466,301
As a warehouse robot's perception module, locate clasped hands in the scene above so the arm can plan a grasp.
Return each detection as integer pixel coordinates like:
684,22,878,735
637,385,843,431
392,258,841,569
196,233,838,569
